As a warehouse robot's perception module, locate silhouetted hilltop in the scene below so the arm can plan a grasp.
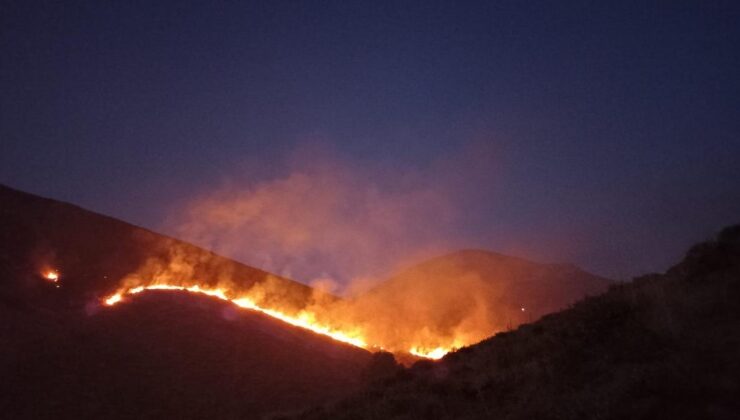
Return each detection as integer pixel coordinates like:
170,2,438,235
287,225,740,420
385,249,609,322
345,249,610,357
0,185,371,418
0,184,315,306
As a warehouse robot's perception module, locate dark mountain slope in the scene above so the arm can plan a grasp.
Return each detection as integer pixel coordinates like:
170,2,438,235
0,183,313,306
1,292,370,419
0,184,371,419
289,225,740,420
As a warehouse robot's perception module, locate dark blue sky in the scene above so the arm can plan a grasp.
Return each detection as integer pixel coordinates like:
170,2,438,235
2,1,739,280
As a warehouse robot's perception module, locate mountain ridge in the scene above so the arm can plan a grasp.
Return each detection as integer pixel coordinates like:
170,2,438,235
347,246,611,355
286,225,740,419
0,183,372,418
0,183,636,418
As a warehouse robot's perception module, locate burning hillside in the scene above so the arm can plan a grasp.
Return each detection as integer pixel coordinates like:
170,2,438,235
0,184,614,418
103,283,369,349
98,245,609,360
98,261,449,359
0,184,372,419
97,155,605,360
286,225,740,420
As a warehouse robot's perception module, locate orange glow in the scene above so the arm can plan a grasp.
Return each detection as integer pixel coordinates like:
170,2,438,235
95,244,503,361
102,282,457,359
103,283,369,350
104,293,123,306
409,347,449,360
43,270,59,282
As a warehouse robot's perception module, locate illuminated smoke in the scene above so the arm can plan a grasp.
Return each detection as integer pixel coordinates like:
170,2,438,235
168,151,458,290
101,146,529,359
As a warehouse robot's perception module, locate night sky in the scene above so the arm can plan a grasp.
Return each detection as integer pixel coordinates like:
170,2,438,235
2,1,739,281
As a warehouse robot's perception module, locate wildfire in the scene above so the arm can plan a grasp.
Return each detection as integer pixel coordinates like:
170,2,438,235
409,347,449,360
102,282,453,359
43,270,59,282
103,284,368,349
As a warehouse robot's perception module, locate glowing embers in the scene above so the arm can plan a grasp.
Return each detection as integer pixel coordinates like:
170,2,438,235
42,269,61,288
43,270,59,282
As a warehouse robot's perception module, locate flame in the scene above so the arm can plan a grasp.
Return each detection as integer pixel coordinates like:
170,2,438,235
43,270,59,282
101,282,457,359
103,283,369,350
409,347,449,360
96,247,485,360
104,293,123,305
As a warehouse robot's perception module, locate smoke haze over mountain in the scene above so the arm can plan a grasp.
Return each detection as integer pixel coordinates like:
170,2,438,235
3,1,739,280
166,146,475,290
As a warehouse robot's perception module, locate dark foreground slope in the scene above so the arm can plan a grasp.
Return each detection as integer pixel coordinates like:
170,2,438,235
0,185,371,419
1,292,370,419
288,225,740,420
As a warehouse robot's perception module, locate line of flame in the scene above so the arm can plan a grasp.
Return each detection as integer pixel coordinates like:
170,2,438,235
102,283,452,359
104,284,369,348
408,347,448,360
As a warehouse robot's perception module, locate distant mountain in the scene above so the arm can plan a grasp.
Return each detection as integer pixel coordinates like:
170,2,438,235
288,225,740,419
345,250,610,356
0,184,371,418
387,249,609,321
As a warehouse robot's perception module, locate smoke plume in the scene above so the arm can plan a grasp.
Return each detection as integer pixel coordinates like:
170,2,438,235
168,148,460,293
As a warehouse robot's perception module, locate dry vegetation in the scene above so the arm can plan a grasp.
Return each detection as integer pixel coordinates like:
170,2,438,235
282,225,740,420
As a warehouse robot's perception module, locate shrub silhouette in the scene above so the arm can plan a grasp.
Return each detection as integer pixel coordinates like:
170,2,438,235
290,224,740,420
361,351,403,384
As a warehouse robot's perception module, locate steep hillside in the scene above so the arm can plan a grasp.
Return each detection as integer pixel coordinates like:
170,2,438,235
0,184,314,306
0,185,372,418
1,291,371,419
288,225,740,419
